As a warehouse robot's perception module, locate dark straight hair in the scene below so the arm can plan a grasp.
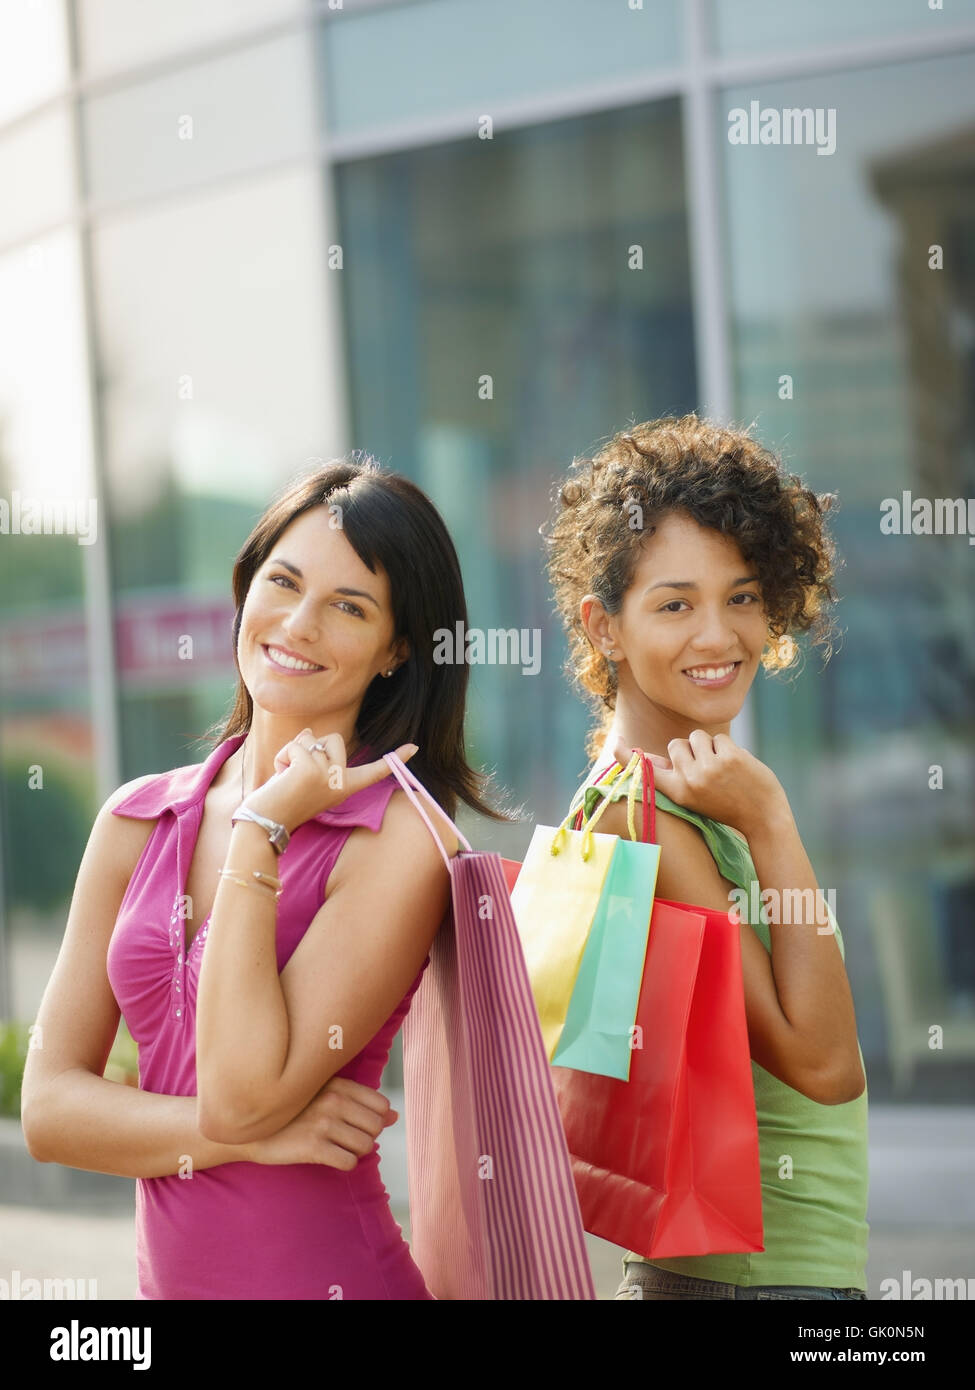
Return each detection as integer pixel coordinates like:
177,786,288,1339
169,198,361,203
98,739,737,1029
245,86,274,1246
205,454,506,823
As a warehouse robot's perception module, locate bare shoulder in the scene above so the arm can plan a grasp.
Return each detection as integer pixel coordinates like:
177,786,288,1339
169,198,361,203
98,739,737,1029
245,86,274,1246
594,792,709,851
327,781,459,894
94,773,164,889
321,785,458,924
594,795,733,910
103,772,161,816
376,784,460,861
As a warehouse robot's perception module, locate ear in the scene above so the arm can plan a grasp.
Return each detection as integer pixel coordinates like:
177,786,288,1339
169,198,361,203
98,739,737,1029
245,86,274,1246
389,635,411,669
580,594,619,659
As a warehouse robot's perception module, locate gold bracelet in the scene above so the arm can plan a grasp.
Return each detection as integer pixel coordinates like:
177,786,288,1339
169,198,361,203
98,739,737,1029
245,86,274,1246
220,866,282,891
217,868,282,899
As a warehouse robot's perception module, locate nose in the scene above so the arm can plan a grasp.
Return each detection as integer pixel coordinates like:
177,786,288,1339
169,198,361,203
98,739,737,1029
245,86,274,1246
687,603,739,655
281,594,320,645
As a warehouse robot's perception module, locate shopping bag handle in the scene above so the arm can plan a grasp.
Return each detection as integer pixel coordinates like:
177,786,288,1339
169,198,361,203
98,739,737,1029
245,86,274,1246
382,750,473,869
552,750,645,860
633,750,657,844
571,748,657,845
570,761,619,835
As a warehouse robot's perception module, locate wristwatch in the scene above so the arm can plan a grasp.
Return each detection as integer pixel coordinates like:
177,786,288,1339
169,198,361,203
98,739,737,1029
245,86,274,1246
231,804,290,855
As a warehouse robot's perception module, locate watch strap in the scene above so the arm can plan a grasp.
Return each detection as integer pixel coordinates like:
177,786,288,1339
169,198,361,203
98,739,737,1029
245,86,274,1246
231,804,289,855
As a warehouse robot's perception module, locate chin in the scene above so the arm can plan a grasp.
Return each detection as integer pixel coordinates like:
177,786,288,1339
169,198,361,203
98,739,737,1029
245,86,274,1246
690,689,752,726
670,682,748,720
247,679,313,713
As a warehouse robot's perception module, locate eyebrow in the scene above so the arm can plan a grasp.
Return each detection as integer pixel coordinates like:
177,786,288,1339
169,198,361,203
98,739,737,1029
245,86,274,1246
646,576,760,592
267,556,381,608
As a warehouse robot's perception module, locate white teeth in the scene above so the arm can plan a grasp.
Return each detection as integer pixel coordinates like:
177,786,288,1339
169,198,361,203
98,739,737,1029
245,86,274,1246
685,663,737,681
266,645,322,672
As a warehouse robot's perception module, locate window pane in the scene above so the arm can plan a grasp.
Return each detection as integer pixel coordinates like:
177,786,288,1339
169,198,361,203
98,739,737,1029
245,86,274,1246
710,0,975,57
89,168,343,779
77,0,293,76
334,102,696,838
0,233,94,522
82,32,316,206
0,107,74,249
0,0,69,124
321,0,682,137
721,52,975,1095
0,231,96,1023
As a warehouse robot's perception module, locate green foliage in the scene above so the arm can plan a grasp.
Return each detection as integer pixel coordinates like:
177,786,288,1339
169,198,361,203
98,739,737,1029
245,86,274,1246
1,754,92,911
0,1021,30,1118
0,532,86,608
0,1019,139,1120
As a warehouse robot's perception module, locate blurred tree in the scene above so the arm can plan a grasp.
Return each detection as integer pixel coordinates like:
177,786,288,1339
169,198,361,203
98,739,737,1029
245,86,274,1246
1,752,89,912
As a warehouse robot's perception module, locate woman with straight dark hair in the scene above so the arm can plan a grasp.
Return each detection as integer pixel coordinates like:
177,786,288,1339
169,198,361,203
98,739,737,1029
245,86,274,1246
22,455,501,1300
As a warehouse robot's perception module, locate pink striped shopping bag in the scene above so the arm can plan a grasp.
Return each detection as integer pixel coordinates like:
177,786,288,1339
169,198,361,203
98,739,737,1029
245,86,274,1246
383,751,596,1300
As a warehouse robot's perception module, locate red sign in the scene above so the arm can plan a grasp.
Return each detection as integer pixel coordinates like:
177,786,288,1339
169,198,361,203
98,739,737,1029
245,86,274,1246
0,593,237,695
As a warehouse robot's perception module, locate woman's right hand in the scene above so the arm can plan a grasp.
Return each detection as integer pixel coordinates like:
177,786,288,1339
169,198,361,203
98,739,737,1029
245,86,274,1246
244,1076,398,1170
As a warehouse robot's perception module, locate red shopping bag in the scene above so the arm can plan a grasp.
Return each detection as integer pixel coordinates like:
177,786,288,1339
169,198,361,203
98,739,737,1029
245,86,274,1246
500,857,522,896
541,752,762,1258
383,752,596,1300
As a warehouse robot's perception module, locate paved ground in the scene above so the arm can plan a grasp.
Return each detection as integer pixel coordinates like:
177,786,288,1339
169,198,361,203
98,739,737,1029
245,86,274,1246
3,1104,972,1300
2,1203,973,1301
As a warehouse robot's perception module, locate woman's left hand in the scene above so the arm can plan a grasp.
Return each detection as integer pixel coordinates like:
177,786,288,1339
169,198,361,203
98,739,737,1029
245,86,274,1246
613,730,787,839
242,730,418,834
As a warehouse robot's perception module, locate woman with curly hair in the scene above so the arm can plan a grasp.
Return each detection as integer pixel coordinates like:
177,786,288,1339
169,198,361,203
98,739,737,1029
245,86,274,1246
545,414,868,1301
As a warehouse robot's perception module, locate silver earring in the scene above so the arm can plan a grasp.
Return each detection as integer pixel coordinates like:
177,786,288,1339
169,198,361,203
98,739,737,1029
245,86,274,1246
384,668,394,677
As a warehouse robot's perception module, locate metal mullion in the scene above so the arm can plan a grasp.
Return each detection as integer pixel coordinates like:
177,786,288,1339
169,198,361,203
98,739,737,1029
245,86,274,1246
682,0,731,426
65,0,121,806
324,66,688,161
2,6,973,144
304,2,352,460
683,0,753,752
0,0,410,131
707,21,975,88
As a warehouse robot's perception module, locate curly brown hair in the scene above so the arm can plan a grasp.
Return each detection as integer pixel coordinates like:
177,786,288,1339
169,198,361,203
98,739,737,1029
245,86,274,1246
543,414,841,759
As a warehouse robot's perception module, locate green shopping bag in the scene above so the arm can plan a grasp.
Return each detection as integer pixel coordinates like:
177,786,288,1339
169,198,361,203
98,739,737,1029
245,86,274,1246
551,758,660,1080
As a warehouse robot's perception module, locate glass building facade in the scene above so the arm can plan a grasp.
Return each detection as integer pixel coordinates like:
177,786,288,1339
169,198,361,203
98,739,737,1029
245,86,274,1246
2,0,974,1110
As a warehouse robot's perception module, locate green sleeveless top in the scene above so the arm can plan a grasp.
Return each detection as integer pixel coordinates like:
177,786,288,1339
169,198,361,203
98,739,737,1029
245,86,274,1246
573,773,869,1290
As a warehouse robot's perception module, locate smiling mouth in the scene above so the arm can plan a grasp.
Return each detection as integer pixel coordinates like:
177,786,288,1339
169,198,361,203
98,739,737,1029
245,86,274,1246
682,660,742,686
262,644,325,673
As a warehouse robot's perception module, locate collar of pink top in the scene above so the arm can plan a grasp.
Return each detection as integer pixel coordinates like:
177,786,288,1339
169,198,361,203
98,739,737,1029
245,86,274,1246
109,734,392,824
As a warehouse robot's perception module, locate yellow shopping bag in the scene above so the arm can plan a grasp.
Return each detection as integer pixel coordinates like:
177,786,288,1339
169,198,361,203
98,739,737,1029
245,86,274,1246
510,756,640,1057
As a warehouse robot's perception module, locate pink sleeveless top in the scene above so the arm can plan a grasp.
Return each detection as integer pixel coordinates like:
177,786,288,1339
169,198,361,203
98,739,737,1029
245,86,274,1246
108,734,433,1300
